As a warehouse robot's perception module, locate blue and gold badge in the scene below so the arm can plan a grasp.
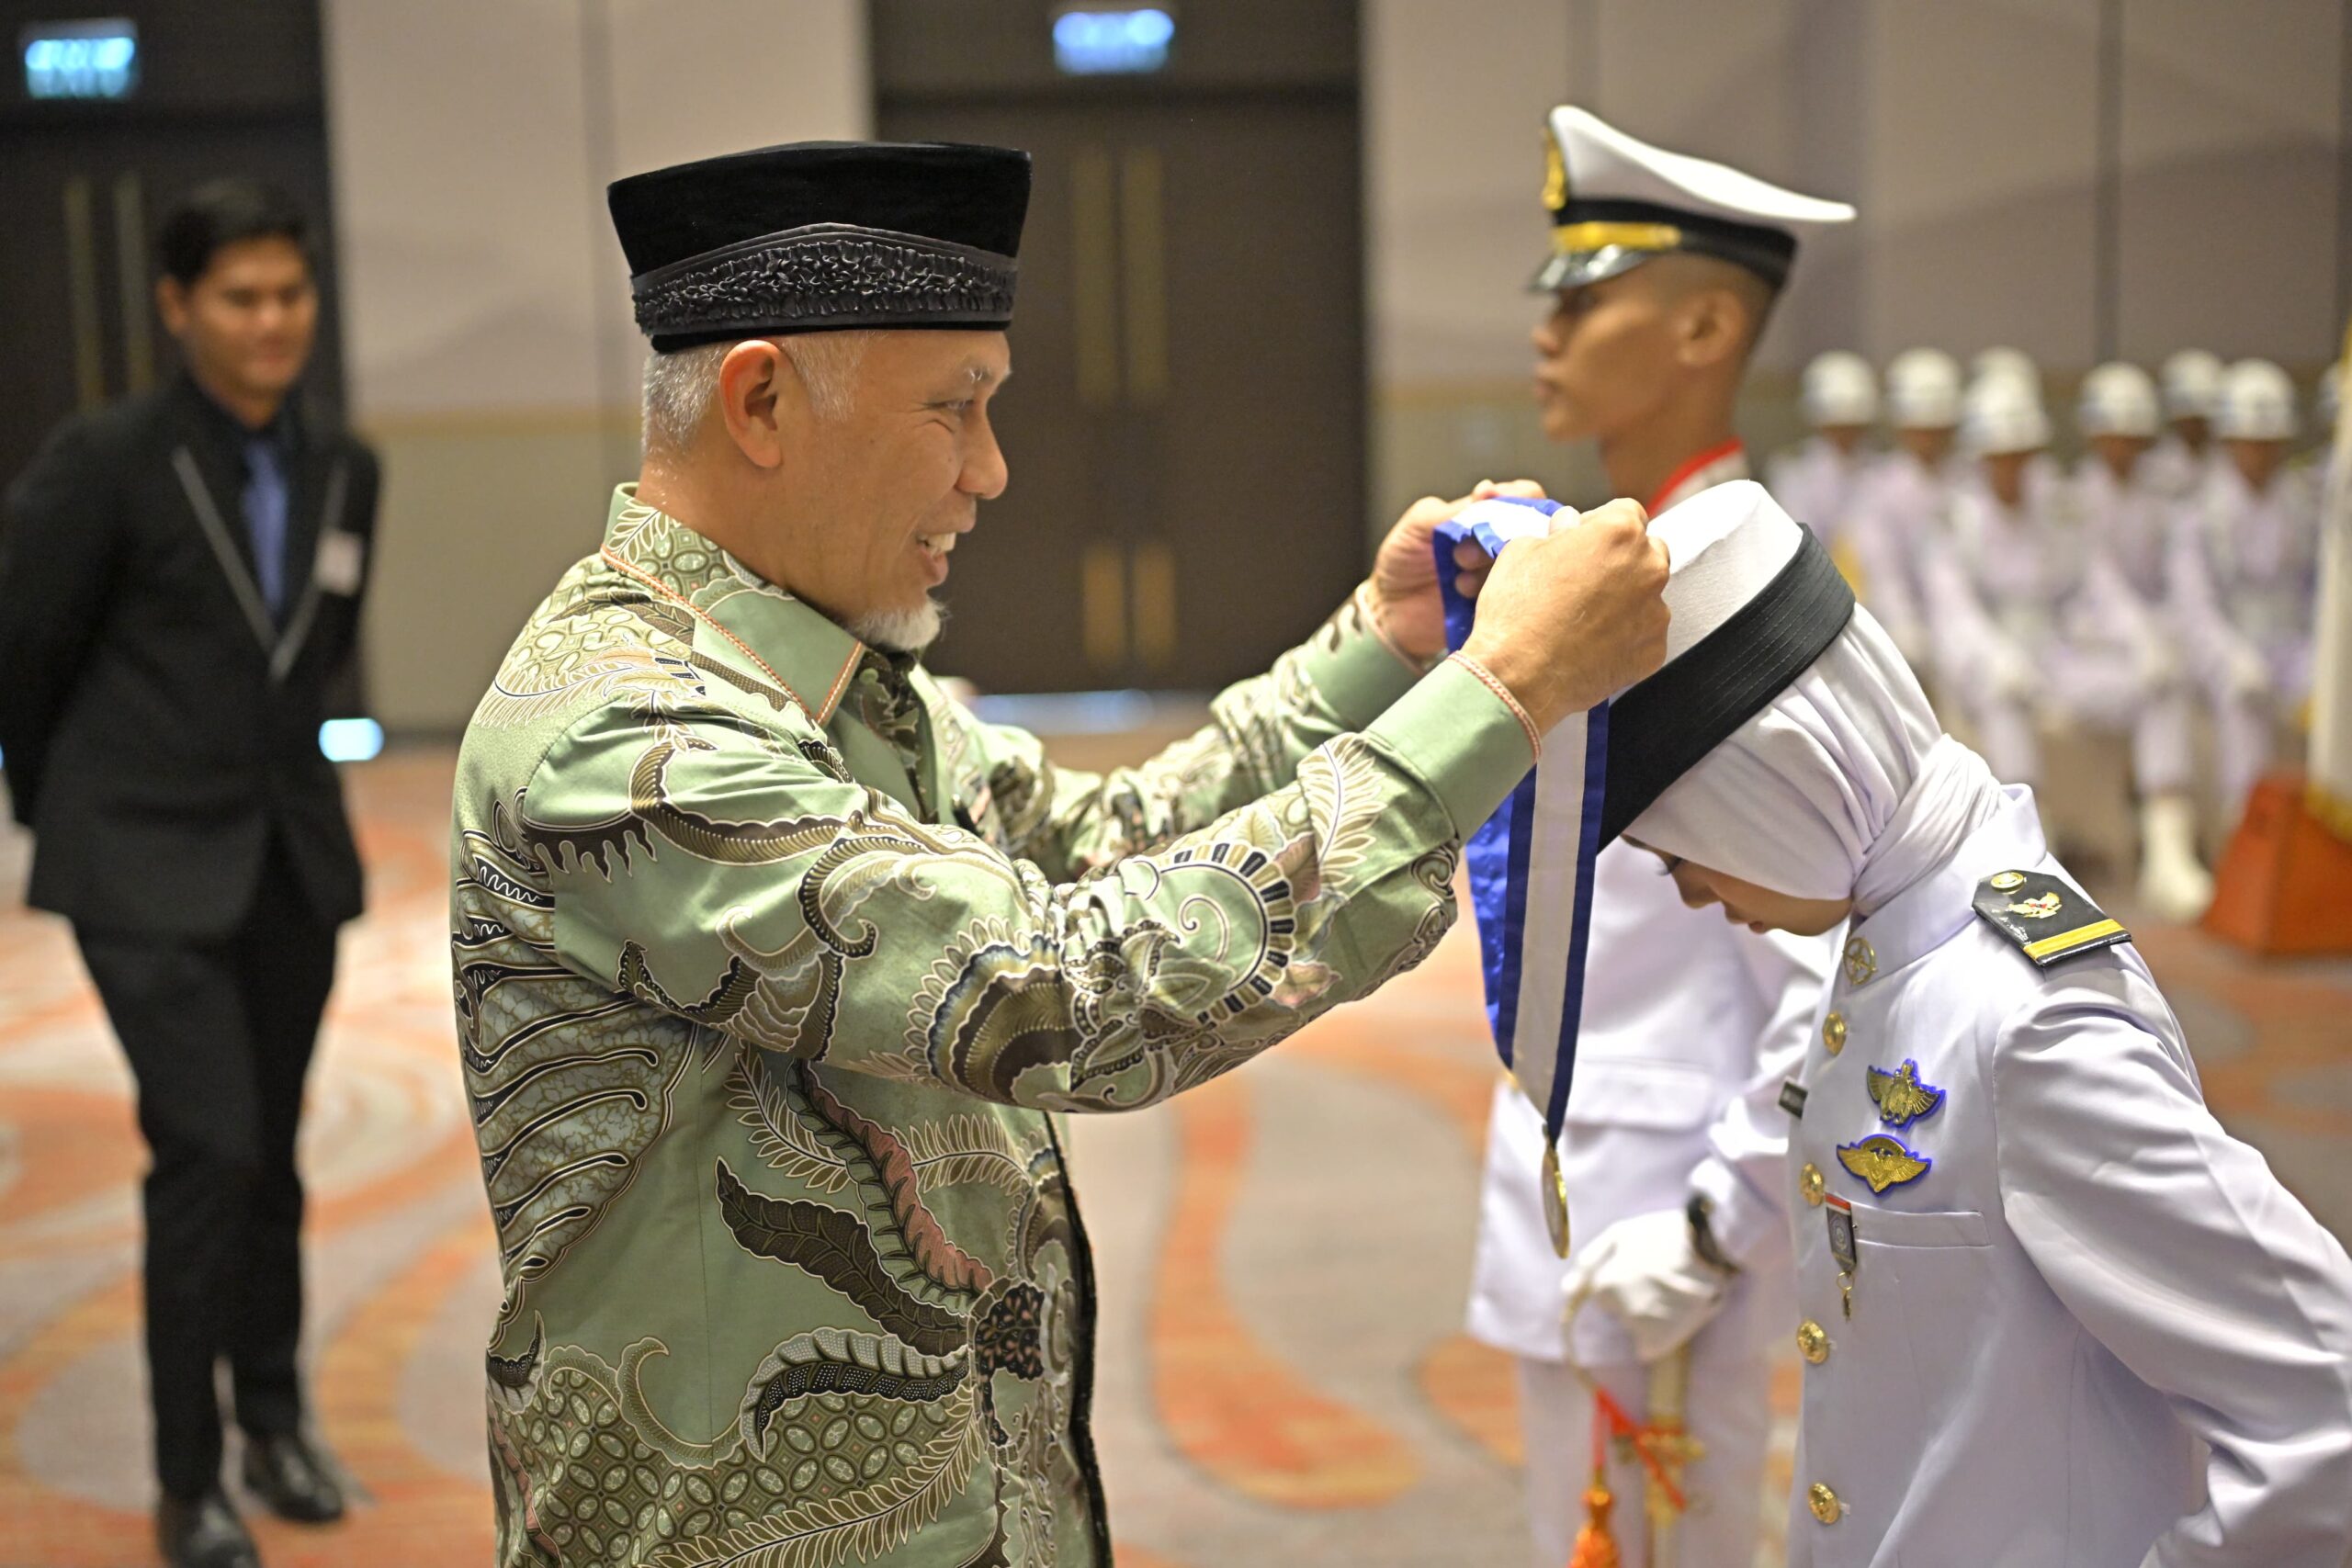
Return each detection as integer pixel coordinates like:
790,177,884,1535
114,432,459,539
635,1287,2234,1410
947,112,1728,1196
1865,1059,1945,1129
1836,1134,1931,1194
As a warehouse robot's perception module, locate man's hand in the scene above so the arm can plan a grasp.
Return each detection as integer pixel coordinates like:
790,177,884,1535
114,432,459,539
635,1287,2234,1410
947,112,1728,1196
1367,479,1548,663
1459,497,1669,733
1560,1207,1731,1364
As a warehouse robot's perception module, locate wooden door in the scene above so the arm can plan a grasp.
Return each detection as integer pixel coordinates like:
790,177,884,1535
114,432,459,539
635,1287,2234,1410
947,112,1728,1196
875,0,1364,694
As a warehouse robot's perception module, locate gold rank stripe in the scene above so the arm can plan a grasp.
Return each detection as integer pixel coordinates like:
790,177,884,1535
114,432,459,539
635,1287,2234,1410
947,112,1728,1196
2023,918,2126,961
1552,220,1683,254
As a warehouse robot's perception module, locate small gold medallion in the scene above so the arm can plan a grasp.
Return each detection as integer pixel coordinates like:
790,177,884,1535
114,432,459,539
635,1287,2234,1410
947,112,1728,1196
1822,1011,1848,1055
1796,1320,1830,1364
1541,1142,1571,1259
1799,1162,1826,1207
1841,936,1876,986
1808,1483,1843,1525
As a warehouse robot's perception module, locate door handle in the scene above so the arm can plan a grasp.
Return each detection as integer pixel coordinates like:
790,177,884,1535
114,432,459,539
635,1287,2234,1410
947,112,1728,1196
1081,540,1127,671
113,171,154,393
62,175,107,412
1120,147,1169,405
1072,148,1120,410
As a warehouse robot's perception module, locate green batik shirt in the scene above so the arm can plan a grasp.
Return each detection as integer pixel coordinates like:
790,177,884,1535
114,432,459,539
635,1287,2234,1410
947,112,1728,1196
452,488,1533,1568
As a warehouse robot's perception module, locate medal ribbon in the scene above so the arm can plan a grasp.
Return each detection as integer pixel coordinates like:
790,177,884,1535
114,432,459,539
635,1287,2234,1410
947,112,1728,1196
1433,497,1608,1153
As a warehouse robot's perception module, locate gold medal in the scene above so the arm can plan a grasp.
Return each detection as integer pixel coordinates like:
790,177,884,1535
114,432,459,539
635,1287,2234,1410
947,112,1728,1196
1542,1142,1571,1258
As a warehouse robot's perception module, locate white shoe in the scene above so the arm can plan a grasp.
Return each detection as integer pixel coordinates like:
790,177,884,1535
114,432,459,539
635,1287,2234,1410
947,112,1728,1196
2137,795,2214,922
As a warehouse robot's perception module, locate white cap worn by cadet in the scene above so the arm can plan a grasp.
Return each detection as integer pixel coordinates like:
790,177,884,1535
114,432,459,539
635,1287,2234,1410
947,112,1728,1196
1885,347,1963,429
2216,359,2298,442
1962,374,2052,456
1532,105,1854,293
2162,349,2225,421
2077,362,2162,440
1803,351,1879,427
1970,346,2041,400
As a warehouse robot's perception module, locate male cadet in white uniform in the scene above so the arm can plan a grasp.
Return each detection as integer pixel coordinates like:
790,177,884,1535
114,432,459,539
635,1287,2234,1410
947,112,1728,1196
2146,347,2225,498
1623,479,2352,1568
1464,105,1842,1568
1768,352,1879,553
1919,376,2215,919
2174,358,2324,721
1839,349,1962,669
2075,363,2271,825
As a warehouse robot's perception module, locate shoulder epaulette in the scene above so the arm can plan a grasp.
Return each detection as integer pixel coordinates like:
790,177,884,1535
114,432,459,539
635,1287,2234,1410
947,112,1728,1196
1972,869,2131,968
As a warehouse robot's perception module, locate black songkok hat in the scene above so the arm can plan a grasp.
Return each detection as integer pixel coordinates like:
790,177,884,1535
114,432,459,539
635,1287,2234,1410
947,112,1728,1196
609,141,1033,351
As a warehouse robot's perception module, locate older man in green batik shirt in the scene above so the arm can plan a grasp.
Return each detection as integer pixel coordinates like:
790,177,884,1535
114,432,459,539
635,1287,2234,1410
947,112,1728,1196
452,140,1668,1567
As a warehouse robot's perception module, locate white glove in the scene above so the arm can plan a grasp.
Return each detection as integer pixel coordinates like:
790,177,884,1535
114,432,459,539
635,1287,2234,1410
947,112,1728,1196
1559,1208,1732,1364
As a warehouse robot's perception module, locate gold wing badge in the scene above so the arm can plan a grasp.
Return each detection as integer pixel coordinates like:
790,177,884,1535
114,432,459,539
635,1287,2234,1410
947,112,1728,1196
1835,1134,1931,1195
1865,1059,1946,1130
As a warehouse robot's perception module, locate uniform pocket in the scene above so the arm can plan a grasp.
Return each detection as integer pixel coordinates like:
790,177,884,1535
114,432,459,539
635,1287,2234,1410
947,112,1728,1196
1852,1205,1989,1250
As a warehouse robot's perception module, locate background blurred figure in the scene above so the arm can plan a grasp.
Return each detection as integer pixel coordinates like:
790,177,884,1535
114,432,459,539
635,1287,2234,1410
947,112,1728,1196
2149,348,2225,497
1768,350,1879,547
2175,358,2322,735
0,180,377,1568
1966,344,2063,508
1924,376,2210,916
1839,346,1962,667
2077,363,2270,826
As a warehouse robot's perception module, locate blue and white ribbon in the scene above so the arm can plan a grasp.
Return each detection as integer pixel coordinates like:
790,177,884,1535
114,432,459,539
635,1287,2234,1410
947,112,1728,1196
1433,497,1608,1148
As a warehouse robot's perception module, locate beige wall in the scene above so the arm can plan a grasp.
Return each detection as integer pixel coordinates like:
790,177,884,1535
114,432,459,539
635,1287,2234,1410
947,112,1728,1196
321,1,2343,724
1366,0,2347,529
322,0,867,732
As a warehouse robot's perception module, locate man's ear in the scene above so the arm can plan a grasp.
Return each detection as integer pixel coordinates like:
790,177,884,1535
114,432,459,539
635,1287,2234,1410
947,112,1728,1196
716,339,804,469
155,276,189,339
1676,287,1749,371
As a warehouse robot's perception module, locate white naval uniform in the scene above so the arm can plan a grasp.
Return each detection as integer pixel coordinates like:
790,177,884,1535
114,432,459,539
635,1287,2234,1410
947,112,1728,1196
1784,787,2352,1566
1467,446,1838,1568
1919,477,2193,800
2077,458,2271,818
2174,459,2324,709
1769,437,1873,548
1840,452,1957,670
2143,433,2219,501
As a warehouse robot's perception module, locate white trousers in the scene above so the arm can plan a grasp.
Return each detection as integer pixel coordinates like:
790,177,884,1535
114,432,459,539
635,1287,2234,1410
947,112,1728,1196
1513,1282,1775,1568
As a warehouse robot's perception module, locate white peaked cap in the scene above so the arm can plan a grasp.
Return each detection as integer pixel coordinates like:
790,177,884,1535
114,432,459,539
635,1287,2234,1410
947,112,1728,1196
2162,349,2225,420
2216,358,2298,441
1970,346,2041,392
1533,105,1854,293
1962,374,2052,455
2077,362,2161,439
1884,347,1963,429
1802,351,1879,426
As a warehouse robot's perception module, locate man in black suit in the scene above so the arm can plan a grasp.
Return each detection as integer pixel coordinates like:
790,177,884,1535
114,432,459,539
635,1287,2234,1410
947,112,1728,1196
0,180,377,1568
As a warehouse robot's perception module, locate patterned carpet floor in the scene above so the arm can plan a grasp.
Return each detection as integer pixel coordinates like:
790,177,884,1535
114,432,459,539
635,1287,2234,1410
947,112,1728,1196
0,748,2346,1567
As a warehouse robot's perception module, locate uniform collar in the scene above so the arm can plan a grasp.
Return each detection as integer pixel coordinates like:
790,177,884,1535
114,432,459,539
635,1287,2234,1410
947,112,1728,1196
1646,439,1748,513
1839,784,2044,992
599,484,869,724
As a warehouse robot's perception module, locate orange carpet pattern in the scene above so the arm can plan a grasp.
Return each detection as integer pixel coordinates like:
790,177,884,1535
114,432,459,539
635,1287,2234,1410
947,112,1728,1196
1,749,2346,1567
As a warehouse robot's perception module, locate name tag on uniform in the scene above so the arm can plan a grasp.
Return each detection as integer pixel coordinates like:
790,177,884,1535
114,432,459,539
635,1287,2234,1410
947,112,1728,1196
315,530,367,596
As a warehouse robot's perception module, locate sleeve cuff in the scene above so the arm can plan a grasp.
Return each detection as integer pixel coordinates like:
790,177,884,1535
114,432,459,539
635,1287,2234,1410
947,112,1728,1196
1363,657,1538,840
1293,585,1429,732
1690,1156,1781,1270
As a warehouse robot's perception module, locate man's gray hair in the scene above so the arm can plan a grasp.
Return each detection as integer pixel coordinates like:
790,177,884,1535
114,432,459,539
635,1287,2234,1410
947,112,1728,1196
639,332,875,456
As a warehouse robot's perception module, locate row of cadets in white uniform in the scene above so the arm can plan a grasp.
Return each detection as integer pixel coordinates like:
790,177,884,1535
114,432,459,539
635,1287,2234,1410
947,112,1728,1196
1468,103,1849,1568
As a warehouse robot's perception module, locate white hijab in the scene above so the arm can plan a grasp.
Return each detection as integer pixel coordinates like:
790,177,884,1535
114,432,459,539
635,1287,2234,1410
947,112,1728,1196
1626,604,2002,919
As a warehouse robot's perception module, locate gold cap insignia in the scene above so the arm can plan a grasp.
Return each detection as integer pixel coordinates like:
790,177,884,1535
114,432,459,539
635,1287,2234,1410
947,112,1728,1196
1836,1134,1931,1194
1865,1059,1947,1129
1542,134,1567,212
